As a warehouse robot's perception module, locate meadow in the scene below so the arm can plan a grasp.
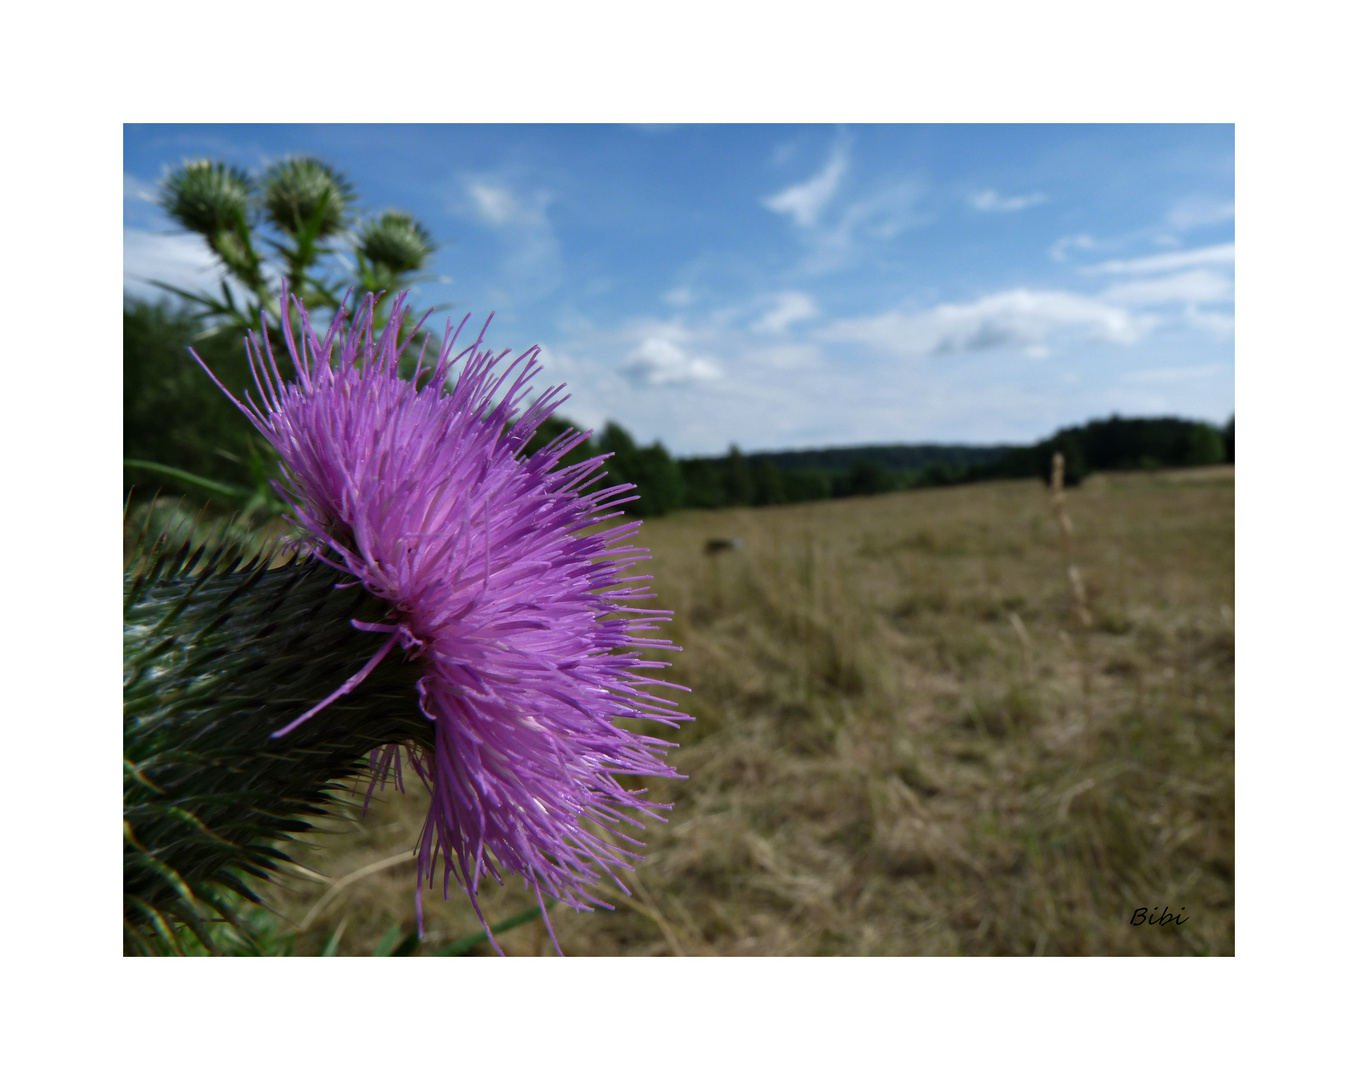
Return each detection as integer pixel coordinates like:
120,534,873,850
218,466,1235,956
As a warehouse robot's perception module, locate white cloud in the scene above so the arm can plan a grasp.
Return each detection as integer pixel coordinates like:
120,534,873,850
1100,269,1234,306
820,288,1153,358
461,179,561,294
1166,196,1234,232
787,181,927,274
463,180,554,235
972,189,1048,212
532,344,579,377
770,139,800,167
539,280,1230,456
469,183,522,226
1184,306,1235,341
752,291,819,334
743,343,824,370
1085,243,1235,276
1050,234,1096,261
123,228,226,302
663,286,696,306
622,333,722,386
836,183,924,242
760,135,927,273
762,142,848,227
1123,362,1228,383
124,172,158,205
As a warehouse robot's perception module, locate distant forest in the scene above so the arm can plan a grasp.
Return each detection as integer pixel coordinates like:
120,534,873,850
523,413,1235,518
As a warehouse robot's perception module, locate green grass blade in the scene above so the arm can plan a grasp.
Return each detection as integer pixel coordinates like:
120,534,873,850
434,901,555,956
124,459,254,500
372,924,403,956
391,930,421,956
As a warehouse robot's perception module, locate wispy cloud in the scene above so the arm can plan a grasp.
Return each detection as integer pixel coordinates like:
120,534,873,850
1099,269,1233,306
833,183,925,242
123,228,225,302
466,180,557,234
124,172,159,205
1084,243,1235,276
663,286,696,306
1050,234,1096,261
459,178,561,296
751,291,818,334
787,181,927,275
468,182,522,225
762,141,849,228
742,343,823,371
820,289,1152,359
1123,362,1229,384
1165,196,1234,232
622,328,722,386
972,189,1047,212
1184,306,1235,341
762,136,932,274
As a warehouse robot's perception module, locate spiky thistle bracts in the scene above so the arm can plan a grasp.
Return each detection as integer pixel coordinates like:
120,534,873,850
193,290,689,926
123,529,433,955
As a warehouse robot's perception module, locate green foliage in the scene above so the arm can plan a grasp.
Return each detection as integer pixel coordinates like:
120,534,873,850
755,443,1013,474
123,299,283,509
841,458,892,497
616,412,1235,513
372,924,421,957
678,457,725,509
1041,415,1224,477
123,520,431,955
262,156,353,239
517,417,686,518
1185,422,1226,466
360,212,436,280
781,469,833,503
752,458,785,506
519,414,601,473
160,160,254,240
1041,433,1090,487
128,152,443,512
978,415,1231,487
518,413,1235,519
148,154,438,343
915,461,971,488
723,445,755,507
597,423,685,518
182,900,554,956
433,901,555,956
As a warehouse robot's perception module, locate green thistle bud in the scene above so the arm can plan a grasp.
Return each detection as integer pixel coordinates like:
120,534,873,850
160,159,253,237
262,156,353,238
359,211,435,275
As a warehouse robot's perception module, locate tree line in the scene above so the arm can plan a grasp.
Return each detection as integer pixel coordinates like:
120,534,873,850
125,297,1233,519
519,412,1234,518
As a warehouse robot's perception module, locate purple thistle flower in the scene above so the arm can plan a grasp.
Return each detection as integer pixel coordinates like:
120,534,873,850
194,289,688,944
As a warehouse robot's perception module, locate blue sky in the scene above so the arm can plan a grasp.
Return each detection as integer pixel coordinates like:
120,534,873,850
124,124,1234,456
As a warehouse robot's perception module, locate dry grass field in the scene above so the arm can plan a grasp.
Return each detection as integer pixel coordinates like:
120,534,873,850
198,466,1236,956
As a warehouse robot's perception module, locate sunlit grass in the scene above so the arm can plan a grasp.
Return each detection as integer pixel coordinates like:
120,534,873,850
241,467,1233,955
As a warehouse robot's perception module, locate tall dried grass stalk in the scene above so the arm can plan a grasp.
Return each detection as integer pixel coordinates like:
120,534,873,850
1050,453,1094,742
297,850,415,932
